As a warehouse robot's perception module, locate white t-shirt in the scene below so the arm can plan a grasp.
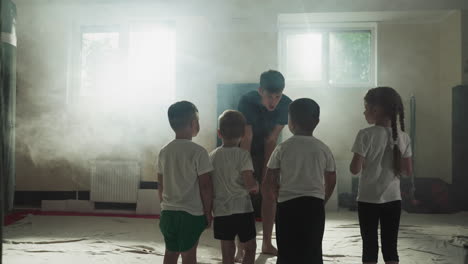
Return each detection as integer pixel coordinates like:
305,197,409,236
352,126,412,204
209,147,254,217
267,135,336,203
157,139,213,216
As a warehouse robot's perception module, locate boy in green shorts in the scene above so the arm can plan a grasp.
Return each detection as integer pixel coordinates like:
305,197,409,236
157,101,214,264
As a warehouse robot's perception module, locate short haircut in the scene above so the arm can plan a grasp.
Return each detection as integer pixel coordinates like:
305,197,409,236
289,98,320,132
168,101,198,131
260,70,285,94
218,110,246,140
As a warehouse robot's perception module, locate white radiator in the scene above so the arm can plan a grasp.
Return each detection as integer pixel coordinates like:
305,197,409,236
90,160,140,203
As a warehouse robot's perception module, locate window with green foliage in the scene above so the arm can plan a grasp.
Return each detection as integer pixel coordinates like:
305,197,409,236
81,30,121,97
280,25,376,87
330,31,372,84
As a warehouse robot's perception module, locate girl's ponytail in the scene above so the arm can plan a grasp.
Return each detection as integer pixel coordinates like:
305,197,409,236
399,105,406,132
365,87,405,176
391,104,402,176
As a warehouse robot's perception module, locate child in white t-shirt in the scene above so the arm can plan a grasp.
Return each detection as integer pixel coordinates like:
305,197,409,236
210,110,258,264
350,87,413,264
264,98,337,264
157,101,214,264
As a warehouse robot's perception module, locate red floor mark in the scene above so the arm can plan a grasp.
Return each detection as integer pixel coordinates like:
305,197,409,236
4,210,160,226
5,210,263,226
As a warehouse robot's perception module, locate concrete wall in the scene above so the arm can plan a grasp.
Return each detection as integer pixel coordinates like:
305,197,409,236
438,11,462,183
14,3,278,190
13,2,464,191
462,11,468,84
283,21,448,192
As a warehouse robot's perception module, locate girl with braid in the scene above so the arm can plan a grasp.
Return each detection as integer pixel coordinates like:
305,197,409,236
350,87,413,264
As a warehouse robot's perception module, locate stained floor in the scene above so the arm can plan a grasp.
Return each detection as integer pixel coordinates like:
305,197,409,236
3,211,468,263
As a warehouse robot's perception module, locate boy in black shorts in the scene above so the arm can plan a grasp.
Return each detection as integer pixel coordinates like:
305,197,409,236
264,98,337,263
210,110,259,264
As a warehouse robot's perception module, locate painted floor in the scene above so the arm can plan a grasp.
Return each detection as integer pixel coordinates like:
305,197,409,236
3,210,468,263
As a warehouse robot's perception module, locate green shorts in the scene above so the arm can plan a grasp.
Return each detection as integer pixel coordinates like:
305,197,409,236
159,210,207,252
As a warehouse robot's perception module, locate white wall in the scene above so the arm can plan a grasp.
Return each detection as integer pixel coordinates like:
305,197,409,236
14,0,468,14
281,21,450,192
462,11,468,84
13,2,464,191
438,11,462,183
14,3,279,190
379,23,441,183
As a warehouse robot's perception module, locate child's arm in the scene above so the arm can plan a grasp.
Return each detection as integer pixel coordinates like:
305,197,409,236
350,153,365,175
262,125,284,179
401,157,417,202
350,130,368,175
157,173,163,203
263,168,280,201
324,171,337,204
401,157,413,177
240,126,253,152
198,172,214,228
242,170,258,194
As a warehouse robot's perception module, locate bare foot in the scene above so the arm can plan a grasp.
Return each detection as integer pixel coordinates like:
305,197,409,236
261,243,278,255
234,249,244,263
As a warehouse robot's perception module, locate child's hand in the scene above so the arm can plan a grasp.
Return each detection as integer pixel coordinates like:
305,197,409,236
249,185,259,194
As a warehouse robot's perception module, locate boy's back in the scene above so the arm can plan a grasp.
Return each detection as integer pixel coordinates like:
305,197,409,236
210,147,254,217
158,100,213,263
268,135,335,203
265,98,336,264
158,139,213,215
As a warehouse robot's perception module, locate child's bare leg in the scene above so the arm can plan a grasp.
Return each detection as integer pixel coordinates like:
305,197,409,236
180,241,198,264
261,183,277,255
221,240,236,264
234,238,245,263
242,238,257,264
163,250,180,264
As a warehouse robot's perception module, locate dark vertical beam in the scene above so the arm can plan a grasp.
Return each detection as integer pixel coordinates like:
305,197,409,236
453,11,468,211
0,1,17,262
453,85,468,211
0,0,5,260
1,0,16,213
3,0,16,213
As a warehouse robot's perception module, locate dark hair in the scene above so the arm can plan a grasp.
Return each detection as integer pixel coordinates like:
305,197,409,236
289,98,320,133
168,101,198,131
219,110,246,140
260,70,285,94
364,87,405,176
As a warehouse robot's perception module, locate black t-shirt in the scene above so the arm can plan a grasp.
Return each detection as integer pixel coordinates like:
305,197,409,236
238,91,292,156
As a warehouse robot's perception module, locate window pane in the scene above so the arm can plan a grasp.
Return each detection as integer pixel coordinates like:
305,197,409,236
286,33,322,81
329,31,371,84
80,31,121,97
129,24,175,104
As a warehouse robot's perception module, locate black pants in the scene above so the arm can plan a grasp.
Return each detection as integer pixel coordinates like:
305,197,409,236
358,201,401,263
276,196,325,264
